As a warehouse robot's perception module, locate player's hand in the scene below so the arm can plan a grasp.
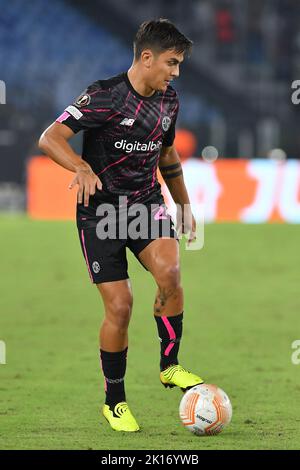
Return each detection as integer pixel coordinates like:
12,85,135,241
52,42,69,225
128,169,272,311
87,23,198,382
176,205,197,246
68,163,102,207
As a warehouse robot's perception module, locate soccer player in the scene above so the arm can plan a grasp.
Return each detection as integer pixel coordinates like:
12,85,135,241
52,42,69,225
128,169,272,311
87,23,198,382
39,19,203,432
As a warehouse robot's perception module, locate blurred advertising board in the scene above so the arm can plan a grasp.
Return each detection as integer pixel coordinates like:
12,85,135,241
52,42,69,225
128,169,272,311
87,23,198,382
27,157,300,223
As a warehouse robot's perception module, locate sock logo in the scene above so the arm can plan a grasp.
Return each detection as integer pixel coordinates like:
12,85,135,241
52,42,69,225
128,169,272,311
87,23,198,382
105,377,125,384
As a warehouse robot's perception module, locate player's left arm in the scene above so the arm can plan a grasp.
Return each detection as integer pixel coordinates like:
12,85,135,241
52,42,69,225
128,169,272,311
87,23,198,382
159,145,196,243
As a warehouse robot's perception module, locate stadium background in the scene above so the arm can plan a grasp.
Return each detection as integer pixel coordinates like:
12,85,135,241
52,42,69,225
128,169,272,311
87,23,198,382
1,0,300,450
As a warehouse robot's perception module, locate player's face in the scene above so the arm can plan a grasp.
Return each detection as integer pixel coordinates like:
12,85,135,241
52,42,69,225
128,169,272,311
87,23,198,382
149,49,184,91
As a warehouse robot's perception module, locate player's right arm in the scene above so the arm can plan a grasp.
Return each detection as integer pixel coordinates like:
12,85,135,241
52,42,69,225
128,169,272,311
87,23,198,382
39,122,102,207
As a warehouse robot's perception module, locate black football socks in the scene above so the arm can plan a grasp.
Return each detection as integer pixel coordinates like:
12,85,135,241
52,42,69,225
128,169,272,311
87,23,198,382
154,312,183,371
100,347,127,410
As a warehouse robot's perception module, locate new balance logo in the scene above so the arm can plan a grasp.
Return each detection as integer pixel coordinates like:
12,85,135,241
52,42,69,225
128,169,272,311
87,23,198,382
120,118,135,127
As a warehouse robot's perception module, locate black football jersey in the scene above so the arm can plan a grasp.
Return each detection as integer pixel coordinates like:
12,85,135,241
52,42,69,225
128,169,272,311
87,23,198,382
56,72,179,215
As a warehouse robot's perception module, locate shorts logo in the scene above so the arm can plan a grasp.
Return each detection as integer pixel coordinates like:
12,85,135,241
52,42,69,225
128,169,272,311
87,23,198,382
162,116,171,132
75,93,91,108
92,261,101,273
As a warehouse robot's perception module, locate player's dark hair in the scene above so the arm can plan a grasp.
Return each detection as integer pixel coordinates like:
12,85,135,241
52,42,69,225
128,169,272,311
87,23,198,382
134,19,193,60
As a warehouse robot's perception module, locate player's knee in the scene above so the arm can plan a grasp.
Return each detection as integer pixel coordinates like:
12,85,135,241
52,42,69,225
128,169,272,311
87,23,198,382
106,296,133,330
156,262,181,290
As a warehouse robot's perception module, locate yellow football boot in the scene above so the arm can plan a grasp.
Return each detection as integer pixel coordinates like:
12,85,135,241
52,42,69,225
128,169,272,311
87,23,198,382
102,402,140,432
160,365,204,391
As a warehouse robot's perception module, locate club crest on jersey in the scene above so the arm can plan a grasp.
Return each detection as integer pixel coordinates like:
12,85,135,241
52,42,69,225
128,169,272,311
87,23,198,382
162,116,171,132
75,93,91,108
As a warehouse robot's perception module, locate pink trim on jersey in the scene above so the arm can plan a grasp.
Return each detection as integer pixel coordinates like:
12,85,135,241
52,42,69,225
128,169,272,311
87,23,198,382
161,316,176,356
89,89,110,96
106,111,121,121
80,108,110,113
132,190,140,198
160,93,165,113
151,166,156,187
146,117,161,141
97,155,129,176
152,132,162,142
172,102,179,116
56,111,70,123
145,93,164,141
125,91,131,106
134,100,143,117
80,229,93,282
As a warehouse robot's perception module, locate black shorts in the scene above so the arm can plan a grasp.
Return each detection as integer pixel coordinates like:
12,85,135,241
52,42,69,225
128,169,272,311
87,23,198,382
78,202,177,284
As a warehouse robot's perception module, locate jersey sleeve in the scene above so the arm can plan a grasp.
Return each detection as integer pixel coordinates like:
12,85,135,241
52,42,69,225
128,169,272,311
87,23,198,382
162,100,179,147
56,81,113,133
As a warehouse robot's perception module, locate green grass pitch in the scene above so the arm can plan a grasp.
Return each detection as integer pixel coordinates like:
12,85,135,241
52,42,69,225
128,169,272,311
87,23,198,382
0,215,300,450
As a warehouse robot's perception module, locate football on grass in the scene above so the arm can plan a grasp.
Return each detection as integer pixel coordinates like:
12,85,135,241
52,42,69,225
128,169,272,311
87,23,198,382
179,384,232,436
